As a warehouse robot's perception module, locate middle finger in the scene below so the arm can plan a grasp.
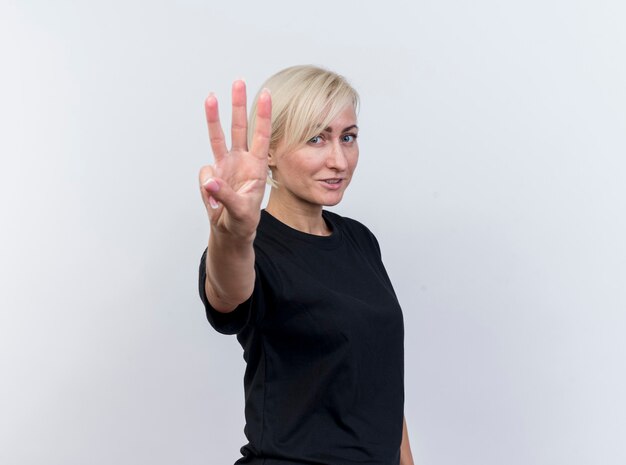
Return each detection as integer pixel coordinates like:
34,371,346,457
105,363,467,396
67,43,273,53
231,80,248,152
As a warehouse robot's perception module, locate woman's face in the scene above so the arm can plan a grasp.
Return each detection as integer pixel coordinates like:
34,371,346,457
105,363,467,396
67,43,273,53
269,105,359,211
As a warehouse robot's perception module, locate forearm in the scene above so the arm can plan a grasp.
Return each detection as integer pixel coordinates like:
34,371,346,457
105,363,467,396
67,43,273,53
204,227,256,312
400,415,414,465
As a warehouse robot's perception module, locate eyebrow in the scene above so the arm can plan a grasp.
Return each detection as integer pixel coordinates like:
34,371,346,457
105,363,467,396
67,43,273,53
322,124,359,134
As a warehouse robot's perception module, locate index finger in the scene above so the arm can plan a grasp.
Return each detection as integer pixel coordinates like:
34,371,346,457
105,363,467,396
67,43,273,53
249,89,272,160
204,93,228,162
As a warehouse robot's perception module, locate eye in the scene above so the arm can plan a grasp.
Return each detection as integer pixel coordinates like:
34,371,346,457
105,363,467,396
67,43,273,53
308,135,324,144
341,133,358,143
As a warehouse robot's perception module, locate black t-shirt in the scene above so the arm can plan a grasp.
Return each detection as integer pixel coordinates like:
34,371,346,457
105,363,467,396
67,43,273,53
199,210,405,465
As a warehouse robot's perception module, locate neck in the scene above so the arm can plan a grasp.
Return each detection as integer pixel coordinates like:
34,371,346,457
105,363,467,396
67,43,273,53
266,195,330,236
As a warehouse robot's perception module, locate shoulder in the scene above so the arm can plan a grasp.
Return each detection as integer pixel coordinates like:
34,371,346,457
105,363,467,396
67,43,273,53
323,209,376,236
323,210,382,255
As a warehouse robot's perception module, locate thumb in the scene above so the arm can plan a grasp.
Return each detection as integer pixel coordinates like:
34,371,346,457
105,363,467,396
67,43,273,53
199,170,239,215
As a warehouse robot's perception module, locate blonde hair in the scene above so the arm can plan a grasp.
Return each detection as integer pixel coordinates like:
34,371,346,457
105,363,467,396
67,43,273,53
248,65,359,186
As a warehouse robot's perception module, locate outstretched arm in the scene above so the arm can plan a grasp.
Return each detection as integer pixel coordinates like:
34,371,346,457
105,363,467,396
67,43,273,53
198,81,272,311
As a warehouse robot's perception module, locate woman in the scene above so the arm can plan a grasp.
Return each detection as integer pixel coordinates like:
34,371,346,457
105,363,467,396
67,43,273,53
198,65,414,465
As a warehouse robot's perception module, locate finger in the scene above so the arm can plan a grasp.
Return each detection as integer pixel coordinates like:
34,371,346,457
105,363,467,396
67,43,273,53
199,166,230,225
200,174,242,218
249,89,272,160
231,80,248,151
204,93,228,162
199,165,219,213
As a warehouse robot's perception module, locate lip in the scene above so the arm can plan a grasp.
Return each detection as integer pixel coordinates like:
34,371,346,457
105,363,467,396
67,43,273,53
319,178,344,190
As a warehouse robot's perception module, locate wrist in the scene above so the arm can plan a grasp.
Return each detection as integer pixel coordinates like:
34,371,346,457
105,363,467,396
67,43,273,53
209,224,256,246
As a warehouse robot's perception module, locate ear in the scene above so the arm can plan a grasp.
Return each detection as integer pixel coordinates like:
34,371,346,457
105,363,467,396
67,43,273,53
267,152,276,167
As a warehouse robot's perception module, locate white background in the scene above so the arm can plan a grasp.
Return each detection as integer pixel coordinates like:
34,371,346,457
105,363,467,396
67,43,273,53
1,1,625,464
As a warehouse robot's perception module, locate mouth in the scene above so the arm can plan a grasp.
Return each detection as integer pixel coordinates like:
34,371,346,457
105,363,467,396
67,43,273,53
320,178,345,190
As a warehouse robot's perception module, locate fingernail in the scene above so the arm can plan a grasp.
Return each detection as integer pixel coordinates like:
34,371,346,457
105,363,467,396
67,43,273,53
202,178,219,193
209,196,220,209
262,87,271,95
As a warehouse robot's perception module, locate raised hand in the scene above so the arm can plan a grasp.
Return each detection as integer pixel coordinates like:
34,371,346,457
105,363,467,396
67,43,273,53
199,80,272,240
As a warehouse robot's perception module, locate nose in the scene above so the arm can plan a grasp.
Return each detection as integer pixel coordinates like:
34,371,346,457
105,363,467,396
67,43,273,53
326,140,348,171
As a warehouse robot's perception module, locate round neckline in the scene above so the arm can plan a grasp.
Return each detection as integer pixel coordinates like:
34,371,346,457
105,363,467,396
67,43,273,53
260,209,343,249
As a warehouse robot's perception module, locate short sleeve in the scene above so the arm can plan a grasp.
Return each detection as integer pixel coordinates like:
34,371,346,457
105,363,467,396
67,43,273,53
198,248,262,335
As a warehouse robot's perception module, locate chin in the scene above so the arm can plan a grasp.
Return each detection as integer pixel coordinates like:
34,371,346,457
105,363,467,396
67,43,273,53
323,200,342,207
321,193,346,207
